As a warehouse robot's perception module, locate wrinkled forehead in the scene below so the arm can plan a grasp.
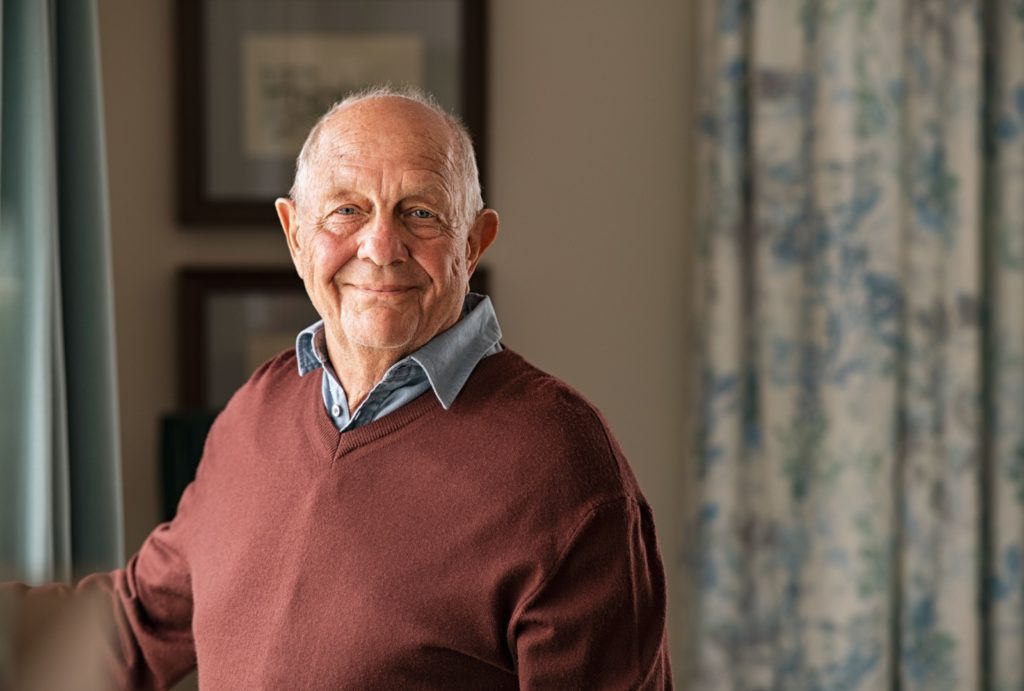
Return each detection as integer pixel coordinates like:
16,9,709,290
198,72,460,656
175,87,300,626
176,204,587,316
319,132,455,176
312,99,458,178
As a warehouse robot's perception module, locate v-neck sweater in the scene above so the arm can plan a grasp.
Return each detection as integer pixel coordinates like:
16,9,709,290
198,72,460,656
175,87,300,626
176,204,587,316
74,348,671,689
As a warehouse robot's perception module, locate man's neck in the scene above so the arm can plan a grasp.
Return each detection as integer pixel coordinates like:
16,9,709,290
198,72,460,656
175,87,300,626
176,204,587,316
325,339,407,412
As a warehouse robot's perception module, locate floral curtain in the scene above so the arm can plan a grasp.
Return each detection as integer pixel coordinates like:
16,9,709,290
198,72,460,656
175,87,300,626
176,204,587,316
692,0,1024,689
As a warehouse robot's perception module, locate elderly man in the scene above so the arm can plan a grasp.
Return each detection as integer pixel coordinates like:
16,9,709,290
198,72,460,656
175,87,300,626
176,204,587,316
6,88,671,689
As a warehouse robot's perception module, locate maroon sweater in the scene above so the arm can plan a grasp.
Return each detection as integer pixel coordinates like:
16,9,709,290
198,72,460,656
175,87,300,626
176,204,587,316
18,348,671,689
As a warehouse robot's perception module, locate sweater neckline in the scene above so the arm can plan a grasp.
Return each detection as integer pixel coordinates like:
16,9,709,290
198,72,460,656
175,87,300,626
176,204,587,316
304,348,517,460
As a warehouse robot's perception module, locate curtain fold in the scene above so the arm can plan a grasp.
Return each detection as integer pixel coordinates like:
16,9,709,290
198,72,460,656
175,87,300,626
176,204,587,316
984,1,1024,688
692,0,1024,689
0,0,123,585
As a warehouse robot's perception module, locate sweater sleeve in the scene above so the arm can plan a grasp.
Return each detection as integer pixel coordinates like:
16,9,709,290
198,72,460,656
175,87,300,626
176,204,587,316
2,495,197,690
88,516,197,689
510,497,673,690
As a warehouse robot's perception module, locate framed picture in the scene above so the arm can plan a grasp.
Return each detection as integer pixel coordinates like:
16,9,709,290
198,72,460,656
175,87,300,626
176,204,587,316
176,266,491,410
176,0,488,227
177,268,320,409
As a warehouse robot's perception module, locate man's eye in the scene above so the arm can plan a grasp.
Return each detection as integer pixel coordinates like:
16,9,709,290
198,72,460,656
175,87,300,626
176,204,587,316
334,206,359,216
410,209,434,219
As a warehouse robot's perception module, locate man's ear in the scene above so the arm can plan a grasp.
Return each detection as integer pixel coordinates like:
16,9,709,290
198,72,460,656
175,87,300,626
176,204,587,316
465,209,499,277
276,197,303,274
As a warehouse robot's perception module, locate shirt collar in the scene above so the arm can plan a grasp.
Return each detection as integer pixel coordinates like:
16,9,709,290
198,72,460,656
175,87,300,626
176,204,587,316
294,293,502,409
295,325,325,376
408,293,502,409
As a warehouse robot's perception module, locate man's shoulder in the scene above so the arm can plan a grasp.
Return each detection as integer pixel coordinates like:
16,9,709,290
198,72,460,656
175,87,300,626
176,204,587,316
465,347,609,426
251,346,300,380
463,348,586,404
212,348,310,433
196,347,331,475
459,348,642,501
229,348,305,404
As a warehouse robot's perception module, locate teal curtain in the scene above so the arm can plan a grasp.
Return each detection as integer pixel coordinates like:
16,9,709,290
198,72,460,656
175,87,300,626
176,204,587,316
0,0,122,585
692,0,1024,689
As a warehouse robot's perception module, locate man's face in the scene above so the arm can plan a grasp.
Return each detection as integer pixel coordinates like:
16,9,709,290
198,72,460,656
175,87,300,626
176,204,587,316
277,97,496,362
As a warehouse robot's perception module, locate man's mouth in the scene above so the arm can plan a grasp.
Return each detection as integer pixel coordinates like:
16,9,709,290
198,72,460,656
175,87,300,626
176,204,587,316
351,284,415,295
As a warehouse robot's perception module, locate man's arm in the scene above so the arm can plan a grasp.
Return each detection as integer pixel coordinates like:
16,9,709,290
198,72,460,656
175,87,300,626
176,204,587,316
510,496,673,690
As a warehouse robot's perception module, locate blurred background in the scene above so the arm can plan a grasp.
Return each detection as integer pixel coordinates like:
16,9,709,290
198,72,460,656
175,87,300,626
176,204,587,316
4,0,1024,689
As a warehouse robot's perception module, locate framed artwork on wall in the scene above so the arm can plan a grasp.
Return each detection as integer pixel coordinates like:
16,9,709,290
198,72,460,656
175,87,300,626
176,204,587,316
175,0,488,227
177,268,319,409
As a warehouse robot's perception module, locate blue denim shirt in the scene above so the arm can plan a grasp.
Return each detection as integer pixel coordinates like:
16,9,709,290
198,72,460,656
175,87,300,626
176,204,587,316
295,293,502,432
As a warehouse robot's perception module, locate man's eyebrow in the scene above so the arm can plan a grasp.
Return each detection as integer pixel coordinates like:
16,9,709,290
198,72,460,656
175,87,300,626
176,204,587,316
400,184,450,201
318,186,367,204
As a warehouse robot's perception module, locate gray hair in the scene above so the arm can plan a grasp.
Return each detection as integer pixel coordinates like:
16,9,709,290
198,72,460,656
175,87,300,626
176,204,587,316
288,85,484,229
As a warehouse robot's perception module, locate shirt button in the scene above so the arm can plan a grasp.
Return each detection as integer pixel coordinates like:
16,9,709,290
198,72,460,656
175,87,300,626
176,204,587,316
331,404,342,417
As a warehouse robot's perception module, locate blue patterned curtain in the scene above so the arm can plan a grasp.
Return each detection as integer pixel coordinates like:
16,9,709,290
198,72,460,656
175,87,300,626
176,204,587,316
692,0,1024,689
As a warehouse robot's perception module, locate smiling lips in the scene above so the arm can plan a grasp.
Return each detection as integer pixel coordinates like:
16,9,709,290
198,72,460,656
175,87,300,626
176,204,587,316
351,284,416,296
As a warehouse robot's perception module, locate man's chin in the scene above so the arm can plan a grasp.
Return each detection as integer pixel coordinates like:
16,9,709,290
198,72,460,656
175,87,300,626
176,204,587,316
344,320,421,353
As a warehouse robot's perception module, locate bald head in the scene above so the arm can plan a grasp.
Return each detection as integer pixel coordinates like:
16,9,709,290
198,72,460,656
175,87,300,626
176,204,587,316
290,87,483,230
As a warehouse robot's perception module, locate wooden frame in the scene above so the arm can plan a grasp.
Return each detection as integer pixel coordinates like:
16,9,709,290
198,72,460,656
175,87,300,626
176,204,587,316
176,0,488,227
177,268,319,409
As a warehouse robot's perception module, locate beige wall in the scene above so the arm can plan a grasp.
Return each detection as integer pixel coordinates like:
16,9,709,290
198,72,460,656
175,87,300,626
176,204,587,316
99,0,697,681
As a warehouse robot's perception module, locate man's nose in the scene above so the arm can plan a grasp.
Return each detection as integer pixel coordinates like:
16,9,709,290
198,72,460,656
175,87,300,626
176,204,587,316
357,212,408,266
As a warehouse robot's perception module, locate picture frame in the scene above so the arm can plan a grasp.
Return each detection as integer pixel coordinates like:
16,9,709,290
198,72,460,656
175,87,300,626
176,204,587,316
176,0,488,227
176,266,491,410
177,268,320,409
